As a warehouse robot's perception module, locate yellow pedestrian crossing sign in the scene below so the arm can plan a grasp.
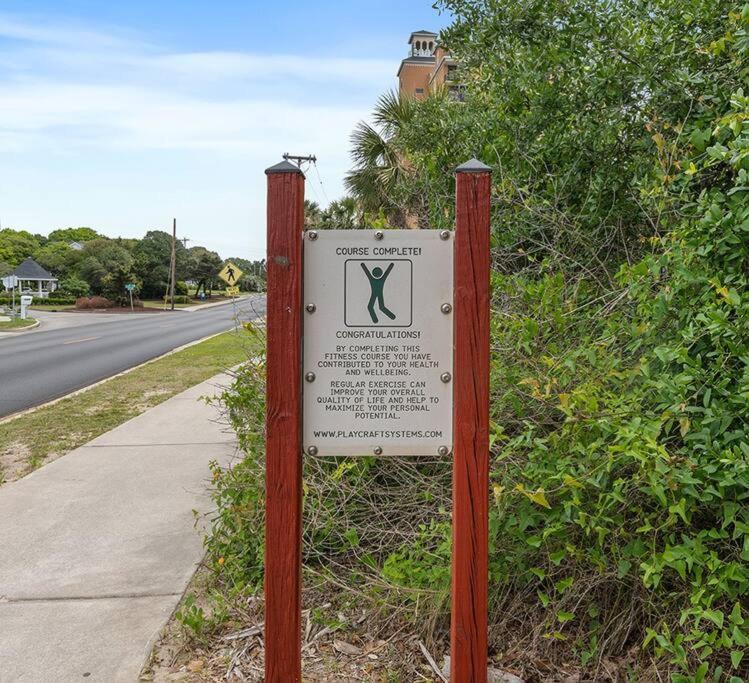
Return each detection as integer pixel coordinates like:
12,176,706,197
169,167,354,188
218,262,243,285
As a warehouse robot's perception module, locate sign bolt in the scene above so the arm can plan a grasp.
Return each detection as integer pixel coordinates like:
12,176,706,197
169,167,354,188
373,446,383,455
374,230,384,240
305,303,317,313
305,372,316,382
441,372,452,383
438,446,450,456
441,303,452,314
307,231,318,241
440,230,451,240
307,446,318,456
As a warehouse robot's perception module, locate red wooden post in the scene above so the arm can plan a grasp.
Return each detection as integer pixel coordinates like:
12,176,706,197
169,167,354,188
264,159,305,683
451,159,492,683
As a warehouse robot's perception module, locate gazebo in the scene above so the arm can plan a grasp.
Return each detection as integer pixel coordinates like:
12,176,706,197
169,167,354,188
10,257,58,298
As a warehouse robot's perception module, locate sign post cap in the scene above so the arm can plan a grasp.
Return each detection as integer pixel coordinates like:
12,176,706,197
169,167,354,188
454,158,492,174
265,159,305,176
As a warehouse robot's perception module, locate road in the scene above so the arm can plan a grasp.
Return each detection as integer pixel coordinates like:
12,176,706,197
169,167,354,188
0,296,266,418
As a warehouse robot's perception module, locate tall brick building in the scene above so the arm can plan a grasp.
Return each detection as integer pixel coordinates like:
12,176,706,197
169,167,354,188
397,30,461,100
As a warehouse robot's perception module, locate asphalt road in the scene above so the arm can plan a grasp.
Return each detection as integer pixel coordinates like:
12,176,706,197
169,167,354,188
0,296,266,418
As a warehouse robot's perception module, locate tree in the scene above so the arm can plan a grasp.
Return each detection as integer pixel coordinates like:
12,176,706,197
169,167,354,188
133,230,187,299
33,242,82,279
47,227,101,244
78,239,136,296
77,257,107,292
58,275,90,298
187,247,222,297
304,200,323,230
0,229,41,267
345,91,415,227
319,197,365,230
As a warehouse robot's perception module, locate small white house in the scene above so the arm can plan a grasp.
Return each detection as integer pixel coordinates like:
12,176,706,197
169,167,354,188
9,257,58,298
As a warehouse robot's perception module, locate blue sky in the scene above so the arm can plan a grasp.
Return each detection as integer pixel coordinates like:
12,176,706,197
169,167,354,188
0,1,451,259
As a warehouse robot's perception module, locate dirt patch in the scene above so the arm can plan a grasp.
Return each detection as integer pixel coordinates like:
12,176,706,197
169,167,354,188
143,389,172,400
144,572,461,682
0,442,32,482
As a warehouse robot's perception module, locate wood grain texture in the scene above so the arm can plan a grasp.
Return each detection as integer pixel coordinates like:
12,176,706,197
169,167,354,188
264,169,305,682
451,169,491,683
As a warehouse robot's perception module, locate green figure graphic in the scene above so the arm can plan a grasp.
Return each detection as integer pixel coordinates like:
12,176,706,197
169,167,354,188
361,262,396,324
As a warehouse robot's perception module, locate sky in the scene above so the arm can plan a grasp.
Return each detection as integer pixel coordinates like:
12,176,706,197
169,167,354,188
0,1,452,260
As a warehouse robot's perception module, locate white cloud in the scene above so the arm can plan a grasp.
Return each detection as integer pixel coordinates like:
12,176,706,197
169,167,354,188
0,13,393,255
0,15,390,152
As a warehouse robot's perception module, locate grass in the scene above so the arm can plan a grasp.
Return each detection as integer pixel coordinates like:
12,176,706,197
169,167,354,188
0,316,37,330
140,299,194,309
0,328,261,484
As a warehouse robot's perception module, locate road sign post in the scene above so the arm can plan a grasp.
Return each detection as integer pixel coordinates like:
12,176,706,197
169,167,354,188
125,283,136,311
264,159,305,683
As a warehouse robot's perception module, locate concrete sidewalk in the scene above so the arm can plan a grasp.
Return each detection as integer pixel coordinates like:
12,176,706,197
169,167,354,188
0,373,239,681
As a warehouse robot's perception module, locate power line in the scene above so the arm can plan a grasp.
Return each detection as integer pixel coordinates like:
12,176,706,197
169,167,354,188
312,160,331,206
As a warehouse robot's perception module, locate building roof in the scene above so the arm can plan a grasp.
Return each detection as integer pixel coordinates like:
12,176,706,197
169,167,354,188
11,257,56,281
409,30,438,44
397,55,436,77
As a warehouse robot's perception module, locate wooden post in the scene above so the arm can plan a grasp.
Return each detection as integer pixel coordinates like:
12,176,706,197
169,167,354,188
264,159,305,682
451,159,492,683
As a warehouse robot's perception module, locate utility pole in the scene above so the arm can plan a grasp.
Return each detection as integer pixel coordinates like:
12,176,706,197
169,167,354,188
283,153,317,168
169,218,177,311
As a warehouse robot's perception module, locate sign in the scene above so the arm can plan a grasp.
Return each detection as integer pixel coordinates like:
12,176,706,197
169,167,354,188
1,275,19,290
125,283,136,292
225,285,240,296
303,229,453,457
263,157,491,683
218,261,243,286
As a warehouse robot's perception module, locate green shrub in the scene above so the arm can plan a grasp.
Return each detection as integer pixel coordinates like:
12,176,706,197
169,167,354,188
0,296,76,306
201,3,749,680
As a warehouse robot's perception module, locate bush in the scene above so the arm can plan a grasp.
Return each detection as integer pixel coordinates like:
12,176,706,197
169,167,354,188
175,280,188,296
75,296,114,309
0,296,76,306
200,3,749,681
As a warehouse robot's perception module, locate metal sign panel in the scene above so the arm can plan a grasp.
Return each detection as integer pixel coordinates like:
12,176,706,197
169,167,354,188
303,229,453,457
1,275,19,290
218,261,243,285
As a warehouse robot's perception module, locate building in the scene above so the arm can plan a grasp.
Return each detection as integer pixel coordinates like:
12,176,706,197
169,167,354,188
397,31,462,101
9,257,58,298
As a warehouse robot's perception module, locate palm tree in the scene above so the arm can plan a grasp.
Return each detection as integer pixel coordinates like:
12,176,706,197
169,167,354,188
345,91,414,227
304,200,323,230
320,197,365,230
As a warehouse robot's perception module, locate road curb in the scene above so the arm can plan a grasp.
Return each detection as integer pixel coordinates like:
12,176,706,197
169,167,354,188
180,295,256,312
0,328,235,426
0,320,40,335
